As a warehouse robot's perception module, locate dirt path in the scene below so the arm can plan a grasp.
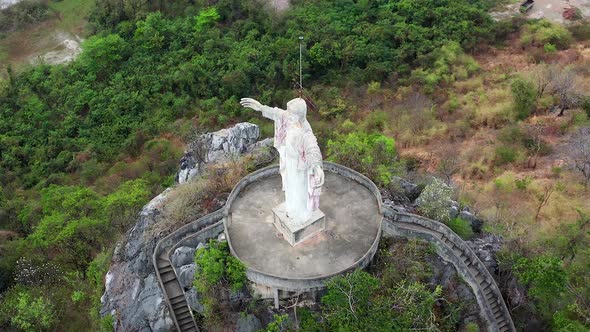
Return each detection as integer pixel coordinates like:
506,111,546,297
491,0,590,22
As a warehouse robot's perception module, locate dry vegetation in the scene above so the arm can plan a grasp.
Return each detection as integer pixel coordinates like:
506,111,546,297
388,22,590,248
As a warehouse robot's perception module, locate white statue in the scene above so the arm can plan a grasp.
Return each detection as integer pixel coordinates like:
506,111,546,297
240,97,324,222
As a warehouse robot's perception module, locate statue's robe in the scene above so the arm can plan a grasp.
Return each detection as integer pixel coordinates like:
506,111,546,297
261,107,321,222
260,106,312,188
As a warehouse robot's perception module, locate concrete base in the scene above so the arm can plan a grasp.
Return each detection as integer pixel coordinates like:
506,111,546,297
272,203,325,246
227,173,381,279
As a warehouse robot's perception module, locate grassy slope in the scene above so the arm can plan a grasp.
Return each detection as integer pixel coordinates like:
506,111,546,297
398,37,590,244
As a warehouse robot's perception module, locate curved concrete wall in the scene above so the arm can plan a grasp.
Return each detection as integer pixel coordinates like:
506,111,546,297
223,162,383,292
152,162,514,332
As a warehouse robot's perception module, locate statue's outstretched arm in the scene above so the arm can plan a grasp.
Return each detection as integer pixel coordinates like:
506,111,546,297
240,98,284,121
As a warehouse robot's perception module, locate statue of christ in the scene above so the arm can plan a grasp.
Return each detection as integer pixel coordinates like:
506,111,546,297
240,97,324,223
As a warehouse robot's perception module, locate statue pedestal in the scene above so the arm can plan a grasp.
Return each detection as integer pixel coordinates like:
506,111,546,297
272,203,325,246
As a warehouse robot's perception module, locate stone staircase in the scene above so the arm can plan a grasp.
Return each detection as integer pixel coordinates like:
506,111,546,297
152,209,225,332
383,207,515,332
156,253,198,332
151,186,515,331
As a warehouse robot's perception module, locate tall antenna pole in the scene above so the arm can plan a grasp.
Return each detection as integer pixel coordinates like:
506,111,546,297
299,36,304,94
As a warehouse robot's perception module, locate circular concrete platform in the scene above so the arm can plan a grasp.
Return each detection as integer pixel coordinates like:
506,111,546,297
225,164,382,284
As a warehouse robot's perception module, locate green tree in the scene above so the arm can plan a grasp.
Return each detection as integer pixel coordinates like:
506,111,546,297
0,287,56,332
27,185,108,272
321,269,443,331
327,132,397,186
193,240,247,325
514,255,567,314
103,179,151,230
80,34,128,77
416,178,454,223
511,77,537,120
194,7,220,32
321,269,394,331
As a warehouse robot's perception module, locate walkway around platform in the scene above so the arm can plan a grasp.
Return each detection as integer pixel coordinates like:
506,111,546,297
152,162,515,332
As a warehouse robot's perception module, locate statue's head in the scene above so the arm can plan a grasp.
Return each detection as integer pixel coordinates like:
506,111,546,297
286,98,307,122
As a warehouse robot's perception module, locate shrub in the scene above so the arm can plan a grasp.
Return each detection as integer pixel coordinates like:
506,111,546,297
568,21,590,41
194,240,246,293
262,314,289,332
194,240,247,325
511,77,537,120
582,97,590,118
514,255,567,314
99,314,114,332
87,251,113,328
327,132,398,186
543,43,557,53
495,145,518,165
0,0,50,33
521,19,573,49
515,177,532,190
410,41,480,94
465,322,480,332
416,178,454,222
321,270,393,331
0,287,56,331
447,218,474,240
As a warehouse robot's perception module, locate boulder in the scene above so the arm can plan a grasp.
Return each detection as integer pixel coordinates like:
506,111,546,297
185,289,205,314
171,246,196,268
217,232,226,242
177,264,196,290
391,176,422,201
466,234,503,276
460,210,483,233
449,205,460,219
236,314,262,332
177,123,261,183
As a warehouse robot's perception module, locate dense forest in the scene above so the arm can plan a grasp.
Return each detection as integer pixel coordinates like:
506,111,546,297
0,0,589,330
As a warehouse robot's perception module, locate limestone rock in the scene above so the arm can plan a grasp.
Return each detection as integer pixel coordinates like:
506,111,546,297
425,248,481,329
460,210,483,233
217,232,226,242
101,123,273,331
391,176,422,201
449,205,460,219
466,234,503,276
506,276,526,308
236,314,262,332
100,190,175,332
177,123,261,183
185,289,205,314
177,264,196,290
171,246,196,268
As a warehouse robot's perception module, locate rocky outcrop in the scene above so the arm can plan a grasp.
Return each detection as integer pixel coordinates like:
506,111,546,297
100,189,175,332
466,234,503,275
171,246,196,268
185,288,205,314
427,254,482,329
460,210,484,234
102,123,271,331
236,314,263,332
177,122,272,183
177,264,196,290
